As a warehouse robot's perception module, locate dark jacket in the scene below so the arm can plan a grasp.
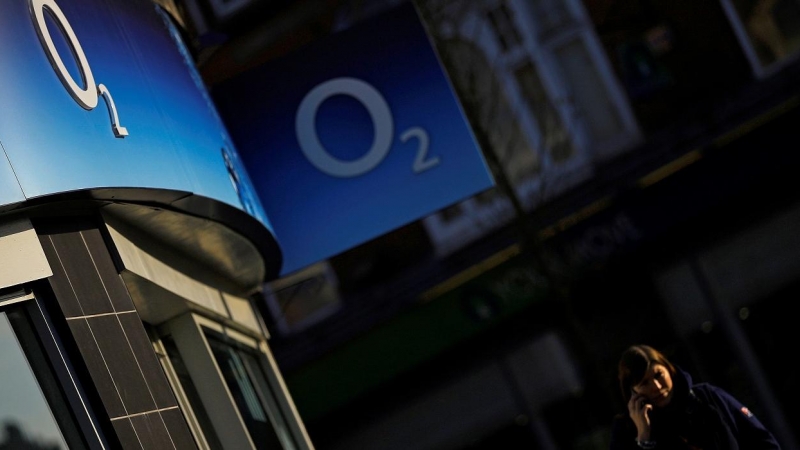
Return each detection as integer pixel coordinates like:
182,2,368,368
609,367,781,449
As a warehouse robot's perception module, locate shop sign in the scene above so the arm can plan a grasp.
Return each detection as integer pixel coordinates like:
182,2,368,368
0,0,269,229
214,2,494,275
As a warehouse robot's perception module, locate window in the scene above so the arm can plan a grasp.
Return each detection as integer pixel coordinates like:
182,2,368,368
720,0,800,76
487,3,523,51
155,313,310,450
420,0,640,258
263,261,342,335
0,291,106,450
206,331,297,450
514,62,573,161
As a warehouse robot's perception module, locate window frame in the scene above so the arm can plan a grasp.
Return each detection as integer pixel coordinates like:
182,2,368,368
150,326,223,450
719,0,800,78
204,327,299,449
421,0,640,258
0,287,110,450
262,261,342,336
155,312,312,450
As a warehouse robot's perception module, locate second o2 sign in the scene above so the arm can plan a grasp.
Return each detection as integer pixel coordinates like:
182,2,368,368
296,77,440,178
30,0,128,138
212,1,494,275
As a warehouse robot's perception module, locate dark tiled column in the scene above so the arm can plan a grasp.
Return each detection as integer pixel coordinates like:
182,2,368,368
37,220,198,450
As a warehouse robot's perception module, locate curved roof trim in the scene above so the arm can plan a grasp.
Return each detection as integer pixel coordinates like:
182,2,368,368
10,187,283,292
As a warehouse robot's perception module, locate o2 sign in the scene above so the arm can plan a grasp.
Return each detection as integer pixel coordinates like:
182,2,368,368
30,0,128,138
295,77,439,178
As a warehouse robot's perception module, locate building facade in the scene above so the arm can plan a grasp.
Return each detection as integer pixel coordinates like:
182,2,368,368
0,0,311,448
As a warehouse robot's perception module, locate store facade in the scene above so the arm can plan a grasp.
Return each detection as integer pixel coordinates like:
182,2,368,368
0,0,311,448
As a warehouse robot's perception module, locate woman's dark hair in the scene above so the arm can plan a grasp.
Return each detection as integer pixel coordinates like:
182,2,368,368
618,344,677,402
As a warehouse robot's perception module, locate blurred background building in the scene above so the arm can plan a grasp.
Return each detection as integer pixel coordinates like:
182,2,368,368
160,0,800,448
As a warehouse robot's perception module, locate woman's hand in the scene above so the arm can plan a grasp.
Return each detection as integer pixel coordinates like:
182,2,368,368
628,392,653,441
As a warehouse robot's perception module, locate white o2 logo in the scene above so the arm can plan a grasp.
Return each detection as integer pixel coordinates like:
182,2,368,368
295,77,439,178
30,0,128,138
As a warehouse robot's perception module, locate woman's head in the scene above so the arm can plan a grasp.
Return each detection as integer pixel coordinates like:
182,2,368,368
618,345,676,407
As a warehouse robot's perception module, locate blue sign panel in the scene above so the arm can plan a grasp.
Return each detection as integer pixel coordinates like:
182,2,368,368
0,157,24,208
213,2,494,276
0,0,270,231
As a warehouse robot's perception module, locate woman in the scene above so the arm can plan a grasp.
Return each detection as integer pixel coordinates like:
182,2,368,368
609,344,781,449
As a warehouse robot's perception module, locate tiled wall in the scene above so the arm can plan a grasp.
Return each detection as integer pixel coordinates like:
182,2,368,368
36,218,198,450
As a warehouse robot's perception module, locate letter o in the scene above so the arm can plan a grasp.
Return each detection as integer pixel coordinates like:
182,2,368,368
295,77,393,178
31,0,98,109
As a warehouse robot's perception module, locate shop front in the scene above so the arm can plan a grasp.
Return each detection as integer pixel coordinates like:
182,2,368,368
0,0,311,448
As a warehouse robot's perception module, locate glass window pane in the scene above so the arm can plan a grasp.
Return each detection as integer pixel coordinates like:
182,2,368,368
553,39,625,143
734,0,800,66
0,311,68,449
514,61,574,161
238,351,297,450
529,0,575,39
206,335,284,449
487,3,523,51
